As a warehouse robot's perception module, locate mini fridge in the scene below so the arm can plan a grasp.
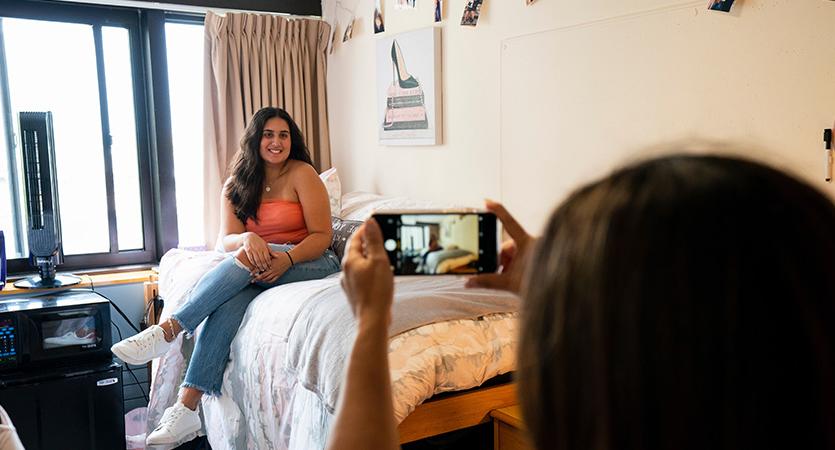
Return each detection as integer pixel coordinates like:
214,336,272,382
0,360,125,450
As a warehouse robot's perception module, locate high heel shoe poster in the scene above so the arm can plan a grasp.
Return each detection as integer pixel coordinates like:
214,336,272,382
376,27,443,145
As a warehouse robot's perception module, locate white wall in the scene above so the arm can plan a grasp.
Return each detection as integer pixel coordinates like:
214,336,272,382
322,0,835,230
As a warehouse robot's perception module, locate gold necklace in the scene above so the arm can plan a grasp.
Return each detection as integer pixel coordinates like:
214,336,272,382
264,165,288,192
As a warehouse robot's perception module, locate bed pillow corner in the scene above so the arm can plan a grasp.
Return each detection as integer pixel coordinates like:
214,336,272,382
319,167,342,217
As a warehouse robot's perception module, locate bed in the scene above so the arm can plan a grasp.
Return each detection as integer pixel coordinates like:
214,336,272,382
145,192,520,450
424,248,478,274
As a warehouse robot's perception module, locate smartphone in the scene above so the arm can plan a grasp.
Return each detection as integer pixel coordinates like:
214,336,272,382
372,211,498,275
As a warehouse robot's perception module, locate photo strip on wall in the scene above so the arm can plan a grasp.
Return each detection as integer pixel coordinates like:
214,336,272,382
374,0,385,33
461,0,483,26
708,0,735,12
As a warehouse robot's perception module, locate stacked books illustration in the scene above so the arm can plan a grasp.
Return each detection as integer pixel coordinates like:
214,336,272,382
383,40,429,131
383,85,428,130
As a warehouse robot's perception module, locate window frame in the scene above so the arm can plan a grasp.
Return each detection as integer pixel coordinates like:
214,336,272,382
0,0,158,274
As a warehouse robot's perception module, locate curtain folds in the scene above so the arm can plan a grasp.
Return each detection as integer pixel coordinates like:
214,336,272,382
202,11,332,249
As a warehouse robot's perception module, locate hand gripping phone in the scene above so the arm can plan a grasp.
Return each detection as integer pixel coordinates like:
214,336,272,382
371,211,498,275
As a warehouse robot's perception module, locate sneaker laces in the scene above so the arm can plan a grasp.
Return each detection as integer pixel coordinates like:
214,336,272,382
155,405,187,432
126,329,157,350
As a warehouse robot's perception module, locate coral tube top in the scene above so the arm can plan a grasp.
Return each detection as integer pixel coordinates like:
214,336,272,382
245,200,309,244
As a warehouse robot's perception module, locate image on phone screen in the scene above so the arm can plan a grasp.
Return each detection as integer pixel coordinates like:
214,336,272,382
373,212,498,275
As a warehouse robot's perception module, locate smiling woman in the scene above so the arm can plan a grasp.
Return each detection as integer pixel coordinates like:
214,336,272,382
111,106,339,447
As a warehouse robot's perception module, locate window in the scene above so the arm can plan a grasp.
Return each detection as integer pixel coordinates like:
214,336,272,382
401,225,427,252
165,19,204,249
0,0,319,275
0,1,155,273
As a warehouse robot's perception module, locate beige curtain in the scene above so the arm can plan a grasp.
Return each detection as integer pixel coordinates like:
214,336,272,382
202,11,332,249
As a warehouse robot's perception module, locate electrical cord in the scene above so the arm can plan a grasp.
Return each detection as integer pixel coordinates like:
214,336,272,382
81,276,149,403
83,275,140,334
110,319,149,403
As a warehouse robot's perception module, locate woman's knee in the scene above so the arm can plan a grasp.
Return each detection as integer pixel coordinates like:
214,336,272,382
233,247,254,270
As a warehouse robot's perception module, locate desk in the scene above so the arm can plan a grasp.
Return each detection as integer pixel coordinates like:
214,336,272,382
1,269,156,296
490,405,533,450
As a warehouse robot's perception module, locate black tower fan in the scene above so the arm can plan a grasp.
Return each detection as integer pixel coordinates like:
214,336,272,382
14,111,79,289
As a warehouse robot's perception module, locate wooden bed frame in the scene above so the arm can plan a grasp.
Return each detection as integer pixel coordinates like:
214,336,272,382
397,382,517,444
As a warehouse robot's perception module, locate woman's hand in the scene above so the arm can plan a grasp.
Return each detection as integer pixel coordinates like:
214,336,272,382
341,219,394,327
251,250,293,284
327,218,399,450
241,232,272,273
465,200,534,293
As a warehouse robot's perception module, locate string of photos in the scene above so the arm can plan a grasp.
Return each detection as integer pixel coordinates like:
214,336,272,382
335,0,743,53
330,0,360,53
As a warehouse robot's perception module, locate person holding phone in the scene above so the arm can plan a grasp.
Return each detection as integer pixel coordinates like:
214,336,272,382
111,107,341,446
328,154,835,450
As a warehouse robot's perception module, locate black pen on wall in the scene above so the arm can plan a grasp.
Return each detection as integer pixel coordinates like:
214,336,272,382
824,128,833,183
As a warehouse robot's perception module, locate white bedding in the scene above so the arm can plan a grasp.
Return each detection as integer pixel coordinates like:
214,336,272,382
148,249,519,450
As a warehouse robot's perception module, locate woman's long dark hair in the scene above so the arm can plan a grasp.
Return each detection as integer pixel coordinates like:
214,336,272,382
518,155,835,450
225,107,313,224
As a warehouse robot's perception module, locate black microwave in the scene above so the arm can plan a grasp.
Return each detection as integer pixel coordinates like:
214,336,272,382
0,290,112,373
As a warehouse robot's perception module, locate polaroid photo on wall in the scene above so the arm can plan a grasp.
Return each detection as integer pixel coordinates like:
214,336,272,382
396,0,417,9
374,0,385,33
460,0,483,27
707,0,735,13
342,18,354,42
434,0,442,22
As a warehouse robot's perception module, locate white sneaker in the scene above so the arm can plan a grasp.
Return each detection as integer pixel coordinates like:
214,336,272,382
110,325,172,365
146,401,202,446
43,332,96,348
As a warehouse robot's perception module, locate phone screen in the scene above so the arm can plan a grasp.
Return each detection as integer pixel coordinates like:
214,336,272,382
373,212,498,275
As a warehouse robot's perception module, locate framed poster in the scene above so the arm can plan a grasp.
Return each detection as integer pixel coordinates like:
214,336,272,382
377,27,442,146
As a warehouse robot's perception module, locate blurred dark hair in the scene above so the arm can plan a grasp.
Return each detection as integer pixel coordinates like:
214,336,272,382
518,154,835,450
225,107,313,223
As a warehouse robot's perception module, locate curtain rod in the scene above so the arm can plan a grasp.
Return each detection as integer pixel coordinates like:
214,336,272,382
54,0,323,19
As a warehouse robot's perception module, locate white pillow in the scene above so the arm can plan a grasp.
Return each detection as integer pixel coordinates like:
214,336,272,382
319,167,342,216
340,191,469,221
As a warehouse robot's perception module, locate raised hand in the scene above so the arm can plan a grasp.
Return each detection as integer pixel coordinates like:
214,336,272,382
465,200,533,293
341,219,394,327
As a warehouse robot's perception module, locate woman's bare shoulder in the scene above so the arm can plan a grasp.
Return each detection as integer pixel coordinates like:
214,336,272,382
287,160,318,179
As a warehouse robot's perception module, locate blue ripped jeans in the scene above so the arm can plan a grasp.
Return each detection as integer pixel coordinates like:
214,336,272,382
171,244,341,396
